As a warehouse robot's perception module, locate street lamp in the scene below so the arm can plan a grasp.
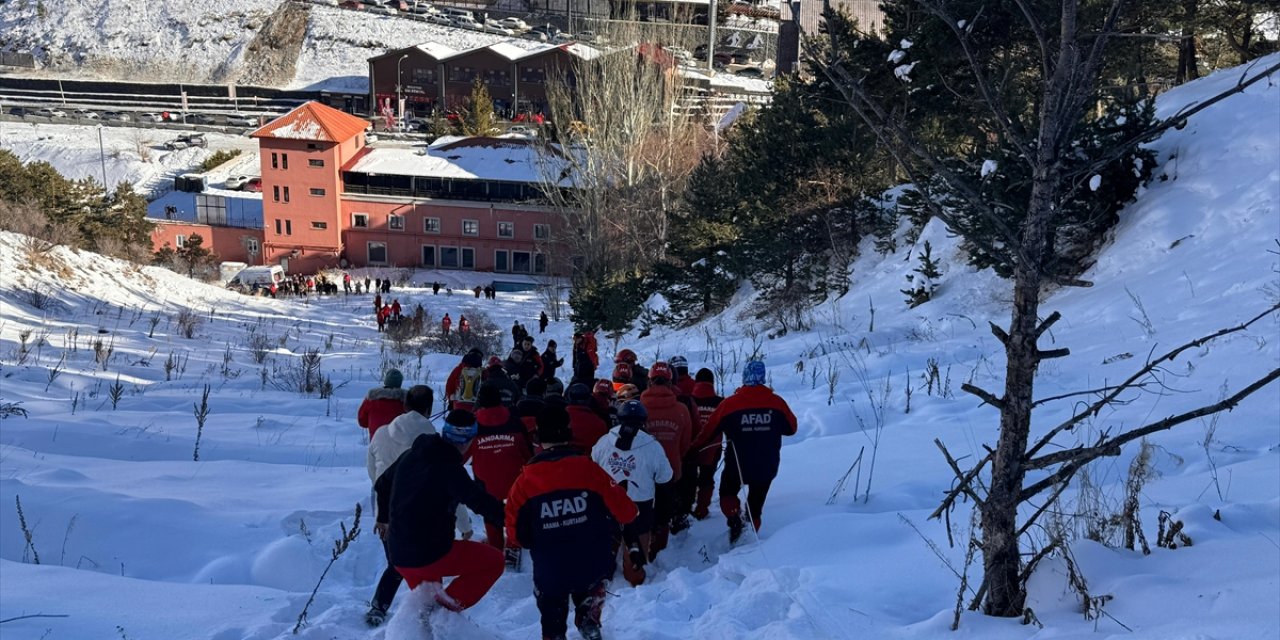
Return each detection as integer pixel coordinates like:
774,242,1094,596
396,54,409,127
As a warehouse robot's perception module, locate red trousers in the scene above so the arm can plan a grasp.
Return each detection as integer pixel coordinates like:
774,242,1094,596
395,540,503,610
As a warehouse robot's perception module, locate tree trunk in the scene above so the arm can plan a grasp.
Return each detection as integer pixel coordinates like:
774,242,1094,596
981,162,1059,616
1177,0,1199,84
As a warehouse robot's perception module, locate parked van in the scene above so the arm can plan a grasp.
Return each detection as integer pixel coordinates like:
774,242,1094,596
227,265,285,292
440,7,473,20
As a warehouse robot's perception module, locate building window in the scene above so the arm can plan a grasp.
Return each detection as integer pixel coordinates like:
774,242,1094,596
274,219,282,235
283,186,290,203
494,250,509,272
497,221,514,238
246,238,259,253
424,217,441,234
309,159,324,167
389,214,404,230
422,245,436,267
352,213,369,228
462,219,478,236
534,253,547,274
461,247,475,270
534,224,550,240
271,153,278,169
440,246,459,268
412,68,436,83
175,235,187,248
368,241,387,264
285,220,292,236
282,154,289,170
484,69,510,86
449,66,476,83
520,67,547,84
273,186,280,202
512,251,531,273
311,221,328,230
310,188,325,196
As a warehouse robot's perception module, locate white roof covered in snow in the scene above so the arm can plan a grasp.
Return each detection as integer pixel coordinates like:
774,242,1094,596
415,42,459,59
347,138,575,186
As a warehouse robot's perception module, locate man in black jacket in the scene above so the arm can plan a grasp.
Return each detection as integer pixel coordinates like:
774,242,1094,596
375,410,505,621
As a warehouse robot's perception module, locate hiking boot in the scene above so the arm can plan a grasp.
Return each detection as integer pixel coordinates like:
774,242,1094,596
504,547,522,570
728,515,745,545
577,621,604,640
365,604,388,628
670,513,691,534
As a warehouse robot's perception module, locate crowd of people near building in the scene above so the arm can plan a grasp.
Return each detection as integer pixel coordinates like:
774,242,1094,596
358,332,797,639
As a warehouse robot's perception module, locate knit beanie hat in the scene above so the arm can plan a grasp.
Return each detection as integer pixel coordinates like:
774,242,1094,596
441,410,477,445
383,368,404,389
536,405,573,445
477,385,503,409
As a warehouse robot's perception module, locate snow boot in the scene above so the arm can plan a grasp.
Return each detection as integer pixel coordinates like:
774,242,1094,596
622,544,647,586
728,514,745,545
504,546,523,571
670,512,691,534
574,582,606,640
365,603,389,628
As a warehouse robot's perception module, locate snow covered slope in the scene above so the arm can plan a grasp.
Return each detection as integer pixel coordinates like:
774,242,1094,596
0,57,1276,640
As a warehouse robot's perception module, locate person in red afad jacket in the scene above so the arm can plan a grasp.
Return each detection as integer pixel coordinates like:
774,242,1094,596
441,313,452,335
684,368,725,520
565,383,610,452
470,386,535,568
670,355,695,397
691,360,796,544
506,406,637,640
358,368,407,439
637,361,693,561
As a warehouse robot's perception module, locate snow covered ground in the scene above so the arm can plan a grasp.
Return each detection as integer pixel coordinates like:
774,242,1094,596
0,58,1277,640
0,121,256,194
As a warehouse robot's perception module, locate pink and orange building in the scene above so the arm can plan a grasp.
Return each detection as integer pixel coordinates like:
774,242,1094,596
150,101,572,275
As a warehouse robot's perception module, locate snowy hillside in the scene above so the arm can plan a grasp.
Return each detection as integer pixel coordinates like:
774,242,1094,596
1,0,553,89
0,57,1277,640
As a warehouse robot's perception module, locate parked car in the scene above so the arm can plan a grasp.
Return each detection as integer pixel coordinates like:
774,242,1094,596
187,113,218,124
137,112,165,123
243,177,263,192
452,15,481,29
506,125,536,137
498,17,529,31
521,30,548,42
225,113,258,127
34,107,67,118
102,111,132,122
481,22,514,35
576,30,598,42
224,175,254,190
312,0,339,5
164,133,208,150
409,2,437,14
371,5,398,14
72,108,100,119
425,12,452,24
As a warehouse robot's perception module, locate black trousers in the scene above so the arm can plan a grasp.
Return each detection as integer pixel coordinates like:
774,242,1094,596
371,535,402,612
652,481,677,532
535,580,606,638
719,447,774,527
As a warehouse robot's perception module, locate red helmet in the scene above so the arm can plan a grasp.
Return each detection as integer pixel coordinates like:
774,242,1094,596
612,362,633,382
648,361,672,382
593,380,614,398
487,356,504,368
615,349,637,365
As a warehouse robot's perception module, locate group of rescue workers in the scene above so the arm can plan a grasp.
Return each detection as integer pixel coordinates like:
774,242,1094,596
358,328,796,640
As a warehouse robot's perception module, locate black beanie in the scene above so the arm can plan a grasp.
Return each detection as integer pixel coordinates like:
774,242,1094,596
695,368,715,383
463,350,483,367
477,385,502,408
526,377,547,397
536,405,573,445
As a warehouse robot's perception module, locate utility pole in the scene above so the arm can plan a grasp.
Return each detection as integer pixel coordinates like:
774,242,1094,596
97,124,109,189
707,0,717,73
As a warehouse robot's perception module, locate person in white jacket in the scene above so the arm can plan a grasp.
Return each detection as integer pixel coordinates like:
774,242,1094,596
364,385,472,626
591,399,672,586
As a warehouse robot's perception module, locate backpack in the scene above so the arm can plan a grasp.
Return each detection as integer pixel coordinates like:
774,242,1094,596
456,367,483,405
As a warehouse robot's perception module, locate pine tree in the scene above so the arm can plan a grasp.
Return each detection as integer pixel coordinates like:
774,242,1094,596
901,240,943,308
460,77,496,137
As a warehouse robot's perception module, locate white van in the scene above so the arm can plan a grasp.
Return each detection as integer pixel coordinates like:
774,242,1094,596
228,265,285,292
440,7,474,21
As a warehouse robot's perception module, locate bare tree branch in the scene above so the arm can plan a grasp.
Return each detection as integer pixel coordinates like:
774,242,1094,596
961,383,1004,408
929,440,994,520
1021,367,1280,501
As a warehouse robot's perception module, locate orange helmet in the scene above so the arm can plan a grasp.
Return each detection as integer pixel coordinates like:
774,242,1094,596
615,349,638,365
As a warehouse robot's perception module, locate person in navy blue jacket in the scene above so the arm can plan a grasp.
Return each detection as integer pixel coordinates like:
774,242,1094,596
689,360,797,544
506,405,638,640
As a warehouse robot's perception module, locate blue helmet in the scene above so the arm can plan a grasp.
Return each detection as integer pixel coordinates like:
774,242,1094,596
441,410,477,444
618,400,648,424
742,360,766,386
